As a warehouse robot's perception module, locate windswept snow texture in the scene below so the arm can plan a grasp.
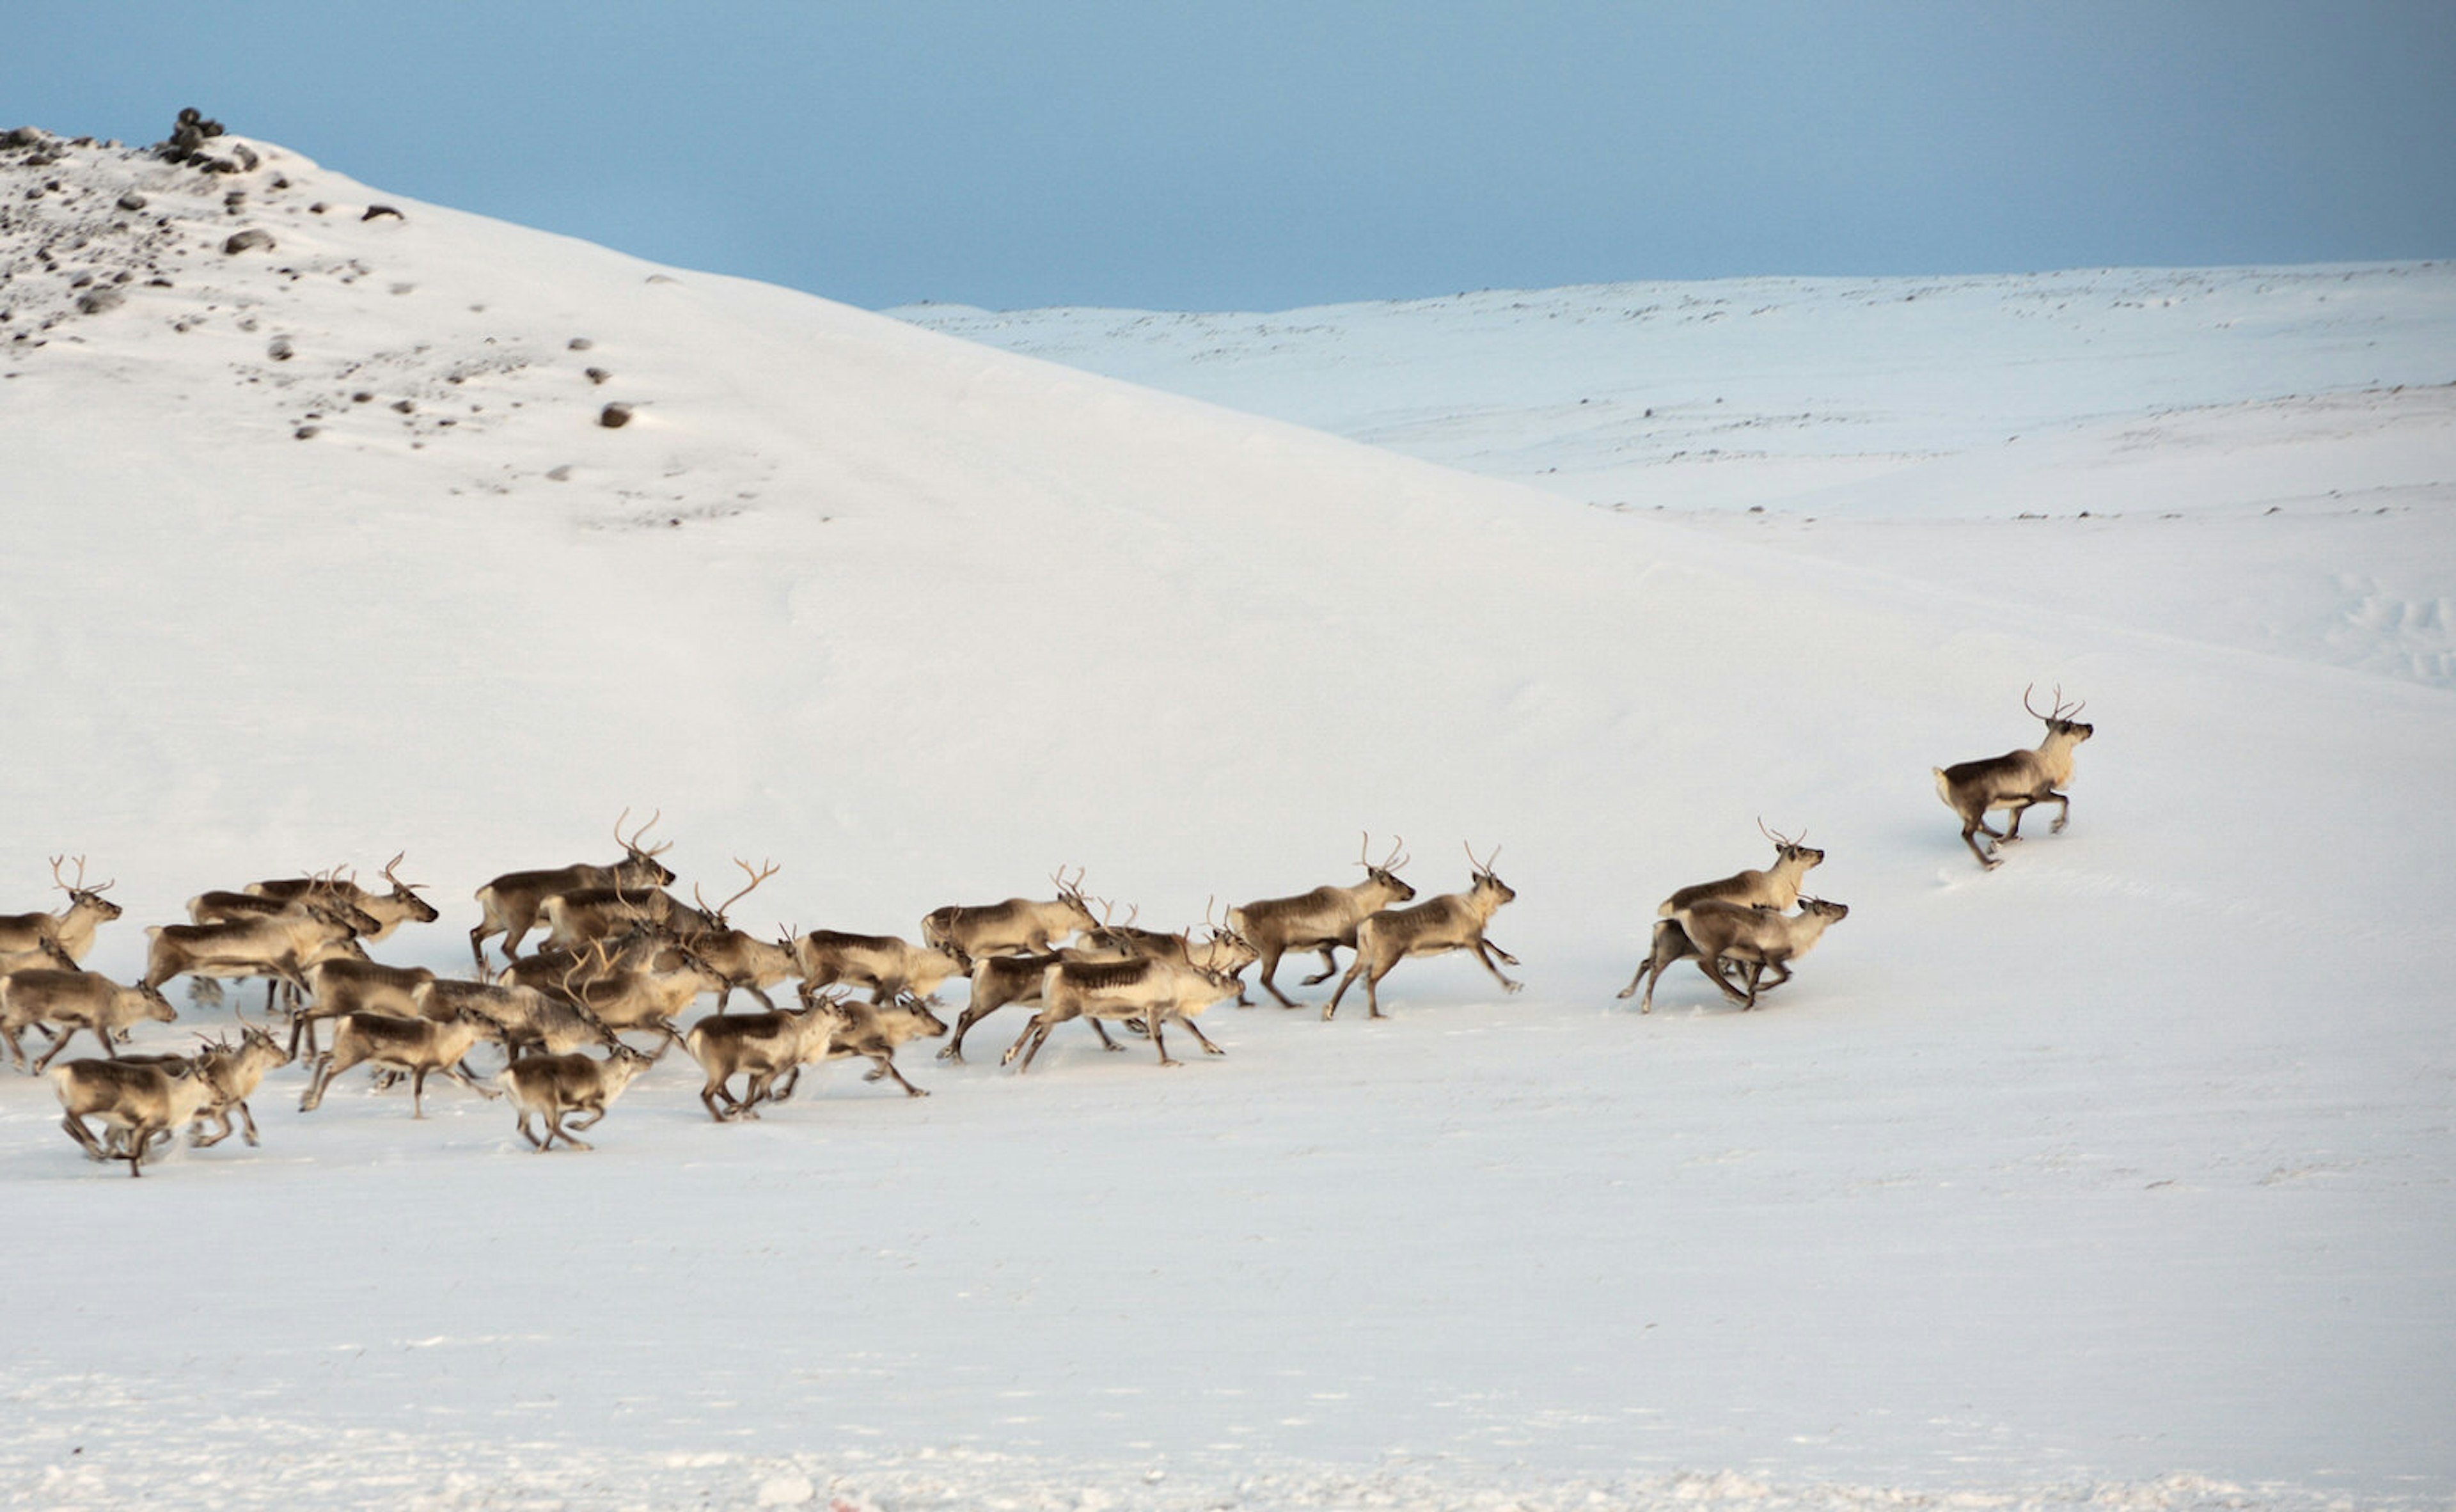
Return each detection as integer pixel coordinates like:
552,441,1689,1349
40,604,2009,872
4,127,2453,1511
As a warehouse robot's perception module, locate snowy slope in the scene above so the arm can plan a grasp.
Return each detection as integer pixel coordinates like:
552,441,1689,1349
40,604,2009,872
3,127,2452,1511
899,267,2456,687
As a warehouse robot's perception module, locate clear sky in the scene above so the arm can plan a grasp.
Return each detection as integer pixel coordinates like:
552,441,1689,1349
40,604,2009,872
9,1,2453,312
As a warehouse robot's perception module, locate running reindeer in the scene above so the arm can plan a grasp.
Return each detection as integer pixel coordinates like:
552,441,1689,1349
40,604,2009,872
1934,684,2094,869
1619,819,1824,1011
1227,834,1416,1009
1325,844,1520,1021
469,808,677,965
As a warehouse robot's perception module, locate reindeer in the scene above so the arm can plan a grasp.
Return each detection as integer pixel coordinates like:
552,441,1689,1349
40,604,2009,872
297,1009,505,1117
496,1040,661,1151
421,979,617,1059
0,856,123,964
1325,845,1520,1021
551,942,728,1047
1666,897,1851,1009
122,1020,294,1147
537,881,686,954
1229,834,1416,1009
1935,684,2095,869
940,950,1068,1064
290,956,439,1057
775,992,949,1097
920,868,1096,963
795,929,966,1004
1004,947,1246,1072
1,968,177,1071
684,994,846,1121
199,853,441,941
666,858,800,1009
52,1057,223,1177
469,808,676,965
1619,820,1825,1009
143,899,377,1004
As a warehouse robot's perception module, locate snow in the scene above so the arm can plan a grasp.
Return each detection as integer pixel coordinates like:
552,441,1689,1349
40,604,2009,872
3,127,2452,1511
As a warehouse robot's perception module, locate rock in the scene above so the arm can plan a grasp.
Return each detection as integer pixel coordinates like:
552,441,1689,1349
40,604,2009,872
585,366,611,385
361,204,403,222
74,289,125,315
267,336,294,361
221,228,274,255
599,402,634,429
116,192,146,212
567,337,594,350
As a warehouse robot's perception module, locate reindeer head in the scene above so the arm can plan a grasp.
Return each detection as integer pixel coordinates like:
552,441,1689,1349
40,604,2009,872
1756,819,1825,871
613,807,679,886
2024,684,2094,744
1797,896,1851,923
49,856,122,922
1359,832,1417,902
1052,866,1096,929
136,982,178,1025
381,853,442,924
1465,842,1517,905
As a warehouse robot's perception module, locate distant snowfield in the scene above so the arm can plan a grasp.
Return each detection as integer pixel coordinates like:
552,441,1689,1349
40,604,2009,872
3,127,2451,1512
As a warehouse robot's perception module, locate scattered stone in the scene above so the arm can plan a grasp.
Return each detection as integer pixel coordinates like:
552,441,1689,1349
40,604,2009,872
116,192,146,212
74,289,125,315
309,201,328,214
567,337,593,350
599,402,634,429
221,228,274,255
361,204,403,222
585,366,611,385
267,336,293,361
391,399,414,413
351,391,373,404
547,465,573,481
293,425,318,439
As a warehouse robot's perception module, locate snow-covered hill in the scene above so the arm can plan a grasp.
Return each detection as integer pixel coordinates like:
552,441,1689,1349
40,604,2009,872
3,124,2451,1511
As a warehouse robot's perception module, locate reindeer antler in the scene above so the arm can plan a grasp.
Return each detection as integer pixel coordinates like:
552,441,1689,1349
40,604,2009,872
702,857,780,928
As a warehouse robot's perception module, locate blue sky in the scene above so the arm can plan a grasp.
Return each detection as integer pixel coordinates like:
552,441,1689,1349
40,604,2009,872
10,1,2453,311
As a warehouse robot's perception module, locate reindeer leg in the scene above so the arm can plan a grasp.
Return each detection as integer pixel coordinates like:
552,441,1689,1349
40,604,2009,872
870,1053,927,1097
1147,1009,1182,1068
1960,820,2001,869
1324,957,1369,1021
2001,796,2038,842
1177,1016,1227,1058
1696,952,1754,1005
1090,1018,1124,1051
514,1109,545,1149
1472,939,1523,993
1254,947,1297,1008
1298,946,1342,987
547,1110,592,1151
59,1113,111,1162
409,1066,430,1119
2046,790,2072,833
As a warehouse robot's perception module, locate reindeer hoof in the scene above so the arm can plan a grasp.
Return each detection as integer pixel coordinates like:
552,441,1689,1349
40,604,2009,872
1203,1044,1226,1057
1503,982,1524,995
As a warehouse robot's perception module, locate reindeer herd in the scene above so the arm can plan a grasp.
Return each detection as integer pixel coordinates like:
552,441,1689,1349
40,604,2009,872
4,687,2093,1176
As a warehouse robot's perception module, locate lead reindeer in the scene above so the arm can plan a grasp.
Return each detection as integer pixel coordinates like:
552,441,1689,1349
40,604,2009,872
1935,684,2095,869
469,808,677,966
1325,845,1520,1021
0,857,123,964
1228,834,1416,1009
1619,820,1825,1010
920,868,1098,964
